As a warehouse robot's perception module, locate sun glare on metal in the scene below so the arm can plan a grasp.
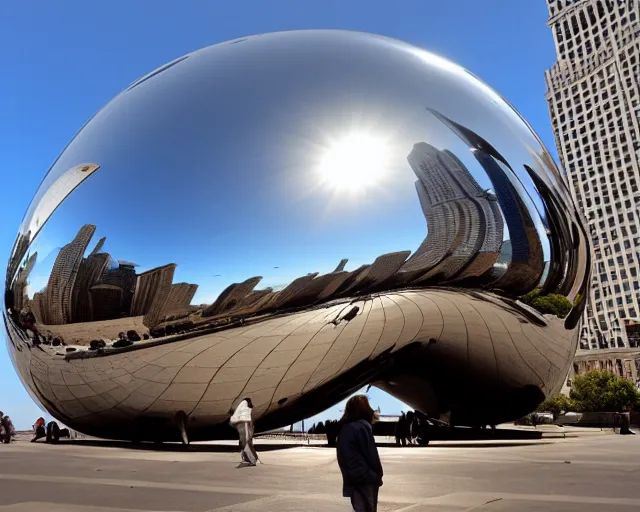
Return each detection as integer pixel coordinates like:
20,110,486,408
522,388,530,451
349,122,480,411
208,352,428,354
317,132,391,194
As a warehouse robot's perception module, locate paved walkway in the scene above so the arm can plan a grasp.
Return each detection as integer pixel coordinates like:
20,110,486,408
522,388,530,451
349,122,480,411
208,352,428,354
0,433,638,511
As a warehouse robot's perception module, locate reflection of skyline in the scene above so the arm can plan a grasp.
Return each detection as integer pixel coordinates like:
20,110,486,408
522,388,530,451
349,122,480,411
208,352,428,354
16,228,196,332
5,122,581,339
5,139,560,328
9,142,554,337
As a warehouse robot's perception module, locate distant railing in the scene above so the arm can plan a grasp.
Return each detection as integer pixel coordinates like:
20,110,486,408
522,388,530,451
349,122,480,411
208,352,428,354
255,431,326,442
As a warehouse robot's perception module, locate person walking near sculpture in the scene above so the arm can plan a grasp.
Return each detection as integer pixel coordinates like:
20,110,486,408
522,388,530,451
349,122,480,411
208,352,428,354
395,412,409,446
336,395,383,512
229,397,259,466
407,411,421,445
406,411,418,445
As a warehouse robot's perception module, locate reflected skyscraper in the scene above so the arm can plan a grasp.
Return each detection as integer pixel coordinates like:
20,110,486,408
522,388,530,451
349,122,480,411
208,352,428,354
89,237,106,257
30,291,47,325
202,276,262,316
317,272,352,301
287,271,350,305
72,251,111,323
334,258,349,272
99,261,137,306
428,109,546,295
10,251,37,313
90,284,126,322
267,273,319,310
131,263,177,327
402,143,504,285
345,251,411,294
45,224,97,325
470,149,545,294
233,287,274,314
164,283,199,316
6,232,31,290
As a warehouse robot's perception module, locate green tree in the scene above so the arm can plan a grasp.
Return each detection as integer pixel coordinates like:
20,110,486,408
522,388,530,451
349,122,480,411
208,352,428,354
536,394,577,419
570,370,640,412
519,289,573,318
530,293,573,318
519,288,541,306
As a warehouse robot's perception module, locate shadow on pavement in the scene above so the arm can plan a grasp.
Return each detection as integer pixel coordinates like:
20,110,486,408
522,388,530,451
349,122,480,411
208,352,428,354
374,441,554,448
40,438,553,452
58,439,301,452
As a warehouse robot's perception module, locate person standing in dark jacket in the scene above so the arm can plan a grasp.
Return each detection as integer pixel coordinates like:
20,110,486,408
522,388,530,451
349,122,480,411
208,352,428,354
336,395,383,512
395,412,409,446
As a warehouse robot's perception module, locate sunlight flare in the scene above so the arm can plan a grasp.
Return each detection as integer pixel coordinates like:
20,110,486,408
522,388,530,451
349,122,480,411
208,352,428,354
317,132,392,194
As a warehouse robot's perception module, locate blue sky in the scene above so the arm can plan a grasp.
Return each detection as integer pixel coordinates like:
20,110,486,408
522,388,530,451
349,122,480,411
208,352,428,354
0,0,558,430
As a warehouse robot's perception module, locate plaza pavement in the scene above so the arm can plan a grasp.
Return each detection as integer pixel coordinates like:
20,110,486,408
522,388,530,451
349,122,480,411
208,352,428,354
0,428,639,511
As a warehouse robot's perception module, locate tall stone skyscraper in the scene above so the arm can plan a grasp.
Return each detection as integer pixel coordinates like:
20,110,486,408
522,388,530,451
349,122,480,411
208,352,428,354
72,252,111,323
401,142,505,286
11,251,37,313
130,263,177,327
545,0,640,350
45,224,97,325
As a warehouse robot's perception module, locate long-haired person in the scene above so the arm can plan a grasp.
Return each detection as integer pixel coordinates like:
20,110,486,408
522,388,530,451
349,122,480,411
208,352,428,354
336,395,383,512
229,397,259,466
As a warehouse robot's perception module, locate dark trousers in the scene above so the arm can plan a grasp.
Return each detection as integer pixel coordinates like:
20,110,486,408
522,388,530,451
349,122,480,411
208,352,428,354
350,485,379,512
46,421,60,443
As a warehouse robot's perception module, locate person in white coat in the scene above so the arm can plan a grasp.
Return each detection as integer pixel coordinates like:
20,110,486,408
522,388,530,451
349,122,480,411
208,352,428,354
229,397,259,466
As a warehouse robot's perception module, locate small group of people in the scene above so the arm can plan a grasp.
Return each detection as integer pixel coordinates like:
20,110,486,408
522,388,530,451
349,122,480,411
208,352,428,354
6,394,382,511
31,417,71,443
112,330,145,348
0,411,16,444
394,410,421,446
18,308,42,341
6,307,46,345
0,413,73,445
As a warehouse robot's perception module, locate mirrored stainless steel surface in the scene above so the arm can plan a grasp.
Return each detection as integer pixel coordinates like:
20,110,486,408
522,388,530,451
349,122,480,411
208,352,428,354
3,30,591,441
